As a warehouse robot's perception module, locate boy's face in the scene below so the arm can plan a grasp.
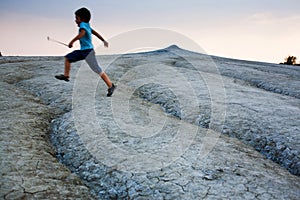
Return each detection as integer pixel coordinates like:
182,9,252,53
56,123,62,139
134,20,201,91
75,15,84,26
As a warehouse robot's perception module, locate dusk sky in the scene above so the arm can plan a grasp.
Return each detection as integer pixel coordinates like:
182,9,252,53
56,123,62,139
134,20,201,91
1,0,299,63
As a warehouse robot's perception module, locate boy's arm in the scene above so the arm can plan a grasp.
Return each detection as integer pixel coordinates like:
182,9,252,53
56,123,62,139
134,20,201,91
68,29,86,48
92,29,109,48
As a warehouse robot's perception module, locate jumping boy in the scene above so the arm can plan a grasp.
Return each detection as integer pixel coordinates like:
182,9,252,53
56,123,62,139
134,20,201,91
55,7,116,97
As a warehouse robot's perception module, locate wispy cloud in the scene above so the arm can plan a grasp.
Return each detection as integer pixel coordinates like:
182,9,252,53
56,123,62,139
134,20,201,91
247,12,300,25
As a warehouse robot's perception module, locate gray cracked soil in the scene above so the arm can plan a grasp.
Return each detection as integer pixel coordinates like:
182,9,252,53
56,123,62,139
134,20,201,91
1,47,300,199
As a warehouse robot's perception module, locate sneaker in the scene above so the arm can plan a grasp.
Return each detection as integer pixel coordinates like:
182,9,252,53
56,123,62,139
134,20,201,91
55,74,69,82
107,83,116,97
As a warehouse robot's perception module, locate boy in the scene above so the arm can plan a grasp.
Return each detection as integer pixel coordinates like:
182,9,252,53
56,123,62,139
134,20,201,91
55,7,116,97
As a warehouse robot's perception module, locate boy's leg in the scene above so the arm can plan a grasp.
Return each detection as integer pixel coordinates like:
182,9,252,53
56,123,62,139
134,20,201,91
64,57,71,77
85,50,116,96
101,72,116,97
56,51,82,81
55,57,70,81
85,50,113,88
100,72,113,88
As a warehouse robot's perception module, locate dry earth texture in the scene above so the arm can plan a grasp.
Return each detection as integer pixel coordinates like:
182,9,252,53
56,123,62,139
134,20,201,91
1,46,299,199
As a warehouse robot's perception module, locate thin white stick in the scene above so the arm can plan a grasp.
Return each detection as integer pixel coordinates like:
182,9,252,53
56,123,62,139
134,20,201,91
47,36,68,47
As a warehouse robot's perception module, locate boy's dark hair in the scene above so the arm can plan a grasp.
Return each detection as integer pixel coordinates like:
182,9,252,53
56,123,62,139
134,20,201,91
75,7,91,22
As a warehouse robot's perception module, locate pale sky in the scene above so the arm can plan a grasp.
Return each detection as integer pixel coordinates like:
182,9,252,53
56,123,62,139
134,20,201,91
1,0,299,63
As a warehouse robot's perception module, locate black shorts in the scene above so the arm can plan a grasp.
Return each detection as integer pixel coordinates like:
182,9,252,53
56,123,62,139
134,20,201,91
65,49,93,63
65,49,103,74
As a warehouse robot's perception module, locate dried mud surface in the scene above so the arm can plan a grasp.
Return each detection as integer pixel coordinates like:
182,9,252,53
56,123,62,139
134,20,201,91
1,47,299,199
